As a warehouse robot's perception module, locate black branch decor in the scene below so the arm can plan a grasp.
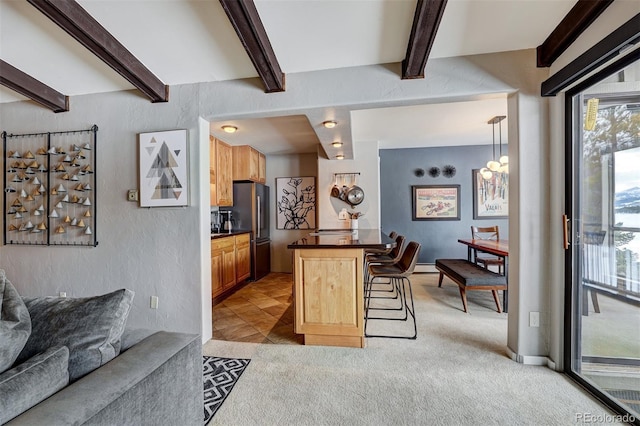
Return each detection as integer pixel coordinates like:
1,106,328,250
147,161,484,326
276,177,316,229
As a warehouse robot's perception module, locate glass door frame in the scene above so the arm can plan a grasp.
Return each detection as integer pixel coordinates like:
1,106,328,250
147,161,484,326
564,50,640,423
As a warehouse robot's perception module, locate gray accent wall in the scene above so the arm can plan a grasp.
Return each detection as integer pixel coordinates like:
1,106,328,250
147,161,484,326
380,145,509,264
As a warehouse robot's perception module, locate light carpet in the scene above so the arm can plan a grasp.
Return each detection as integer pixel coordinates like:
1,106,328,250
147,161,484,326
204,273,621,425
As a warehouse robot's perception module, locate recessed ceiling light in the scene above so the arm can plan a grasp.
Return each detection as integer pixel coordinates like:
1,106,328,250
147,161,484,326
221,125,237,133
336,154,344,160
323,120,337,129
332,141,343,148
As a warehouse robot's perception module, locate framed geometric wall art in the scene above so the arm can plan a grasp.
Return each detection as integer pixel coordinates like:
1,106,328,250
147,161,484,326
139,129,189,207
472,169,508,219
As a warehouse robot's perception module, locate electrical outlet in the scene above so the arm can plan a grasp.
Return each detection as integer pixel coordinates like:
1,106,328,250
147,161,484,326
127,189,139,201
150,296,159,309
529,311,540,327
338,208,348,220
59,292,67,297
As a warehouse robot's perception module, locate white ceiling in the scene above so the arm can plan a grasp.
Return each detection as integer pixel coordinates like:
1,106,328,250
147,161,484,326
0,0,577,154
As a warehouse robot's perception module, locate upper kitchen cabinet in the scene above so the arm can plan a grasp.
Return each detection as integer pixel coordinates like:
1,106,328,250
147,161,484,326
233,145,266,183
210,136,233,206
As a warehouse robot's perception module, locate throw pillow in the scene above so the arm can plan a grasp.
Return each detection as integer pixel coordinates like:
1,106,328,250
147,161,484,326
16,288,134,382
0,345,70,424
0,269,31,374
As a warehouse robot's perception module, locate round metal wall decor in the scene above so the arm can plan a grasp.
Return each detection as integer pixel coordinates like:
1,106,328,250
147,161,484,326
428,167,441,178
442,165,456,178
414,168,425,177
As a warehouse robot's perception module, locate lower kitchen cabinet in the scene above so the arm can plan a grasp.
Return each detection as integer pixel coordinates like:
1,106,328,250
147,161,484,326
235,234,251,283
212,233,251,299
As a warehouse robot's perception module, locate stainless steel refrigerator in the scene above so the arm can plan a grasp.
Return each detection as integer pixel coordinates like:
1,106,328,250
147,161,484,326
221,182,270,281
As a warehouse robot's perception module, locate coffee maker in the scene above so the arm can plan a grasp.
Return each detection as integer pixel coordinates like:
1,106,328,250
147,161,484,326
220,211,234,233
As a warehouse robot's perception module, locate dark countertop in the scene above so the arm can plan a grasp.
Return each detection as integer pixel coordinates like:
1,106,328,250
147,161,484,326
287,229,395,249
210,230,251,240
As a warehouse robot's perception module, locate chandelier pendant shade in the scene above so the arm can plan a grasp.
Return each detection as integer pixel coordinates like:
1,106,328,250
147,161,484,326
483,115,507,180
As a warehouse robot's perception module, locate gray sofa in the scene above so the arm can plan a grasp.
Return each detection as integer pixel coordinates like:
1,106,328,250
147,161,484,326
6,330,202,425
0,270,202,425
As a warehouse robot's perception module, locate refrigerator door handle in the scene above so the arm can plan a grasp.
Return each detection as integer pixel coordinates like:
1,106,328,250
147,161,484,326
257,195,261,239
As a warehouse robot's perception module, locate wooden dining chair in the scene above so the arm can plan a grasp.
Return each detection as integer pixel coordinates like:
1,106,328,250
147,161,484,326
471,225,504,274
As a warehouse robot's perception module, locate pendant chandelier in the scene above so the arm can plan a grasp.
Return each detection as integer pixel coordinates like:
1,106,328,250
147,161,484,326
480,115,508,180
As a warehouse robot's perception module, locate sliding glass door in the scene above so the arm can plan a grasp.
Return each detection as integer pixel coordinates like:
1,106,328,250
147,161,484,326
567,57,640,421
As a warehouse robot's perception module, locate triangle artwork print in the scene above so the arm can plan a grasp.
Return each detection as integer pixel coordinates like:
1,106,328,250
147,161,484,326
146,141,182,200
139,130,188,207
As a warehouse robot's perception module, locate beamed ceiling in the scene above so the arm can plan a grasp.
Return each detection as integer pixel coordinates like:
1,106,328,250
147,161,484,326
0,0,619,155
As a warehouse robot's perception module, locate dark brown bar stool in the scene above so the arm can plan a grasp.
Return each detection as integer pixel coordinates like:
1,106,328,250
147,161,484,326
365,241,421,340
364,234,405,298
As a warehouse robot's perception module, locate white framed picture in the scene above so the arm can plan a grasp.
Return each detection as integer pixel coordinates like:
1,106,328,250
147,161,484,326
139,129,189,207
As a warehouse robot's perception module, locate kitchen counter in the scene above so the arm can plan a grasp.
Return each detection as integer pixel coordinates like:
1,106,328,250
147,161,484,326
287,229,395,249
288,229,395,349
211,230,251,239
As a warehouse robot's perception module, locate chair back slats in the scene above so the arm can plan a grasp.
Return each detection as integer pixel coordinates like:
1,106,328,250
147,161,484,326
471,225,499,241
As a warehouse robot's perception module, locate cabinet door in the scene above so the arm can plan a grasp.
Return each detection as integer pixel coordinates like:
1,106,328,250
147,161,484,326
211,243,224,297
221,242,236,289
233,145,261,182
216,139,233,206
235,234,251,283
258,152,266,183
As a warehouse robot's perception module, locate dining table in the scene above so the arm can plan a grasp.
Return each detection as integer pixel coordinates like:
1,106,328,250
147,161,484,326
457,238,509,312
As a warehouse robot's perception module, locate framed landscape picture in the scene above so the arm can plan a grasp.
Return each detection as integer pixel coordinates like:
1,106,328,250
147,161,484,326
473,169,508,219
412,185,460,221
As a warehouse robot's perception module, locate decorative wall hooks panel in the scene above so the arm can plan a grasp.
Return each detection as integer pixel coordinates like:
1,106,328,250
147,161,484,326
2,126,98,246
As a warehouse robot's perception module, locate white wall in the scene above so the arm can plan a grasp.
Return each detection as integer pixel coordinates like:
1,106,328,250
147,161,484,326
0,85,204,337
317,139,380,230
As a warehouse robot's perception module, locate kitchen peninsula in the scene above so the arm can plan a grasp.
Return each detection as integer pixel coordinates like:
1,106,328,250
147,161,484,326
287,229,395,348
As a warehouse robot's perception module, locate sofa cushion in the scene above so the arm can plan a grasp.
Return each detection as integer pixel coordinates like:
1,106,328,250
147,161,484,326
0,270,31,374
0,345,70,424
16,289,134,382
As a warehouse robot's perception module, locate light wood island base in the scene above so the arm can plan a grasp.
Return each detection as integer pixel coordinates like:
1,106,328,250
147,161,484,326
292,248,365,348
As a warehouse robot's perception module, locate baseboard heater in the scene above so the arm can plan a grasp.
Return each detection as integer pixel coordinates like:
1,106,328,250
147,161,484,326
415,263,438,273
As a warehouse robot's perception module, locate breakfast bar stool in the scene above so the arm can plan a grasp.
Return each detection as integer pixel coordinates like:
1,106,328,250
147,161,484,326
365,234,405,300
365,241,421,340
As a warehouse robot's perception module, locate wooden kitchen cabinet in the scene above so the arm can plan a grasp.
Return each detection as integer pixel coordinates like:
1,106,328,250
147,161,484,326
258,151,266,183
232,145,266,183
235,233,251,283
211,233,252,299
212,236,236,297
210,136,233,206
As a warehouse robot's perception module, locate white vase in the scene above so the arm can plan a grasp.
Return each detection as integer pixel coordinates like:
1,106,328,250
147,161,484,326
351,219,358,230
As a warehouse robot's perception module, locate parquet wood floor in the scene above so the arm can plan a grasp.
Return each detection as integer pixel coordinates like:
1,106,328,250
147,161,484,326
212,272,303,344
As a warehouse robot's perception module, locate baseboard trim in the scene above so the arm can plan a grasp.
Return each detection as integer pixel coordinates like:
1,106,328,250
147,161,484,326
415,263,438,273
507,346,556,369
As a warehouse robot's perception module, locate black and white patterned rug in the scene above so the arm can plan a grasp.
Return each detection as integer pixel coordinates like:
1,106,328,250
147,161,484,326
203,356,251,425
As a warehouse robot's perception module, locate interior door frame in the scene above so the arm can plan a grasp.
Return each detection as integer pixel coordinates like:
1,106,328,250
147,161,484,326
563,50,640,423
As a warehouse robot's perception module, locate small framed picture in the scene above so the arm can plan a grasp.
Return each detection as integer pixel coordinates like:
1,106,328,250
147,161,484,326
472,169,508,219
412,185,460,221
138,129,189,207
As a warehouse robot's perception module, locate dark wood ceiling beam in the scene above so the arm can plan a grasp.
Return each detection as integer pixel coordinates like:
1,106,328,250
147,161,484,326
27,0,168,103
0,60,69,112
537,0,614,68
219,0,285,93
402,0,448,79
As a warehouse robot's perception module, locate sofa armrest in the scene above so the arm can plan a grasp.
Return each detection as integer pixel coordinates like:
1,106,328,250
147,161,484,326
8,331,202,426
